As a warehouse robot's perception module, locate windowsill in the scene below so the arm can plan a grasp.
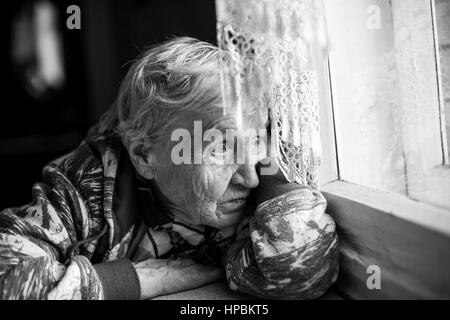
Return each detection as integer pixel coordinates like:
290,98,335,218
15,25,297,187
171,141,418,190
320,180,450,299
321,180,450,236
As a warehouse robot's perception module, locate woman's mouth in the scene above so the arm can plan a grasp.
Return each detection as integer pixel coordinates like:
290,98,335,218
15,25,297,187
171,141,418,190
218,198,247,213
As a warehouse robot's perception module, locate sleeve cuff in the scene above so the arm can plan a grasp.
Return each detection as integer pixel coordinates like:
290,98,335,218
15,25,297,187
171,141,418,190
94,258,141,300
255,167,304,207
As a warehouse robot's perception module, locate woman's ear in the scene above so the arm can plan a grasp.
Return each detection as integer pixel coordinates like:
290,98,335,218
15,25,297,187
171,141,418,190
127,139,157,179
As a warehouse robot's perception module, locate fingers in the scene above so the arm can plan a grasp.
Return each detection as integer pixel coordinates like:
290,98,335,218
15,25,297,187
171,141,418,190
257,156,279,177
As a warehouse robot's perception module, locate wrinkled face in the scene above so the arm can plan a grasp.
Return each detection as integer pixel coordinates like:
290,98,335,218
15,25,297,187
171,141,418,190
150,108,268,229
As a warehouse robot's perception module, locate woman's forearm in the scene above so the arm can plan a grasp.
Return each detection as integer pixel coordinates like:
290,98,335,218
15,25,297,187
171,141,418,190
133,258,225,300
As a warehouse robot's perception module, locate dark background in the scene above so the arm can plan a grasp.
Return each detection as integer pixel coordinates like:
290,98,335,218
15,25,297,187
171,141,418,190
0,0,217,209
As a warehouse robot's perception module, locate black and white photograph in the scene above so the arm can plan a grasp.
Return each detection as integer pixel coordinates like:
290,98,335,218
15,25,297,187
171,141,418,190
0,0,449,305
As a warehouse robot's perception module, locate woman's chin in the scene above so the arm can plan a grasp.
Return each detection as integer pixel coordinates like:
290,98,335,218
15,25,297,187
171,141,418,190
203,209,244,229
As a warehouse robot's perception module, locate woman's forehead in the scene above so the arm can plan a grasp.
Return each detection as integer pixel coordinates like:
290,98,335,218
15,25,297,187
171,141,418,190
171,109,266,133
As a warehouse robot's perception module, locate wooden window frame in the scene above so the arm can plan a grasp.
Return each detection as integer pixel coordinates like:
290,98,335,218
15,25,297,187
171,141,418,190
318,0,450,299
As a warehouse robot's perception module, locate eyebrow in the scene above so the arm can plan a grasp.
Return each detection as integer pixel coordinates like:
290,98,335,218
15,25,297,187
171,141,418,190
205,117,237,132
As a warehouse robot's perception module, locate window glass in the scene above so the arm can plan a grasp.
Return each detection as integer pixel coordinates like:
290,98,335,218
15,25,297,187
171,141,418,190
323,0,448,208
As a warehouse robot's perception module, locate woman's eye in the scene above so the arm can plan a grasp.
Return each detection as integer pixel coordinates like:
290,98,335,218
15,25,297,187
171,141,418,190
207,140,228,158
212,140,228,155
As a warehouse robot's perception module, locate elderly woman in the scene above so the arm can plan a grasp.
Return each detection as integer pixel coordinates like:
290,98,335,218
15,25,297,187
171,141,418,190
0,37,339,300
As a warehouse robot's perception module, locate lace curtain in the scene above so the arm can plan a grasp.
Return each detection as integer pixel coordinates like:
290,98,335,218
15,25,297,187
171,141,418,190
215,0,328,188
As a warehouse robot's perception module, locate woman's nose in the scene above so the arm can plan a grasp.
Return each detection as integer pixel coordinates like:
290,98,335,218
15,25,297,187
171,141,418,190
231,164,260,189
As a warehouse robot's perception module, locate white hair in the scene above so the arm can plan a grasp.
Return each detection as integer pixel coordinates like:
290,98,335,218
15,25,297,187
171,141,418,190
99,37,222,146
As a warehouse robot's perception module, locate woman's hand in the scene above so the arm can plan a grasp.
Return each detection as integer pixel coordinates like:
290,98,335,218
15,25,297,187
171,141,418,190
133,258,225,300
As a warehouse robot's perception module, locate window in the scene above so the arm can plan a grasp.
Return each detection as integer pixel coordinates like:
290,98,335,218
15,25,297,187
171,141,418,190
317,0,450,299
321,0,450,210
